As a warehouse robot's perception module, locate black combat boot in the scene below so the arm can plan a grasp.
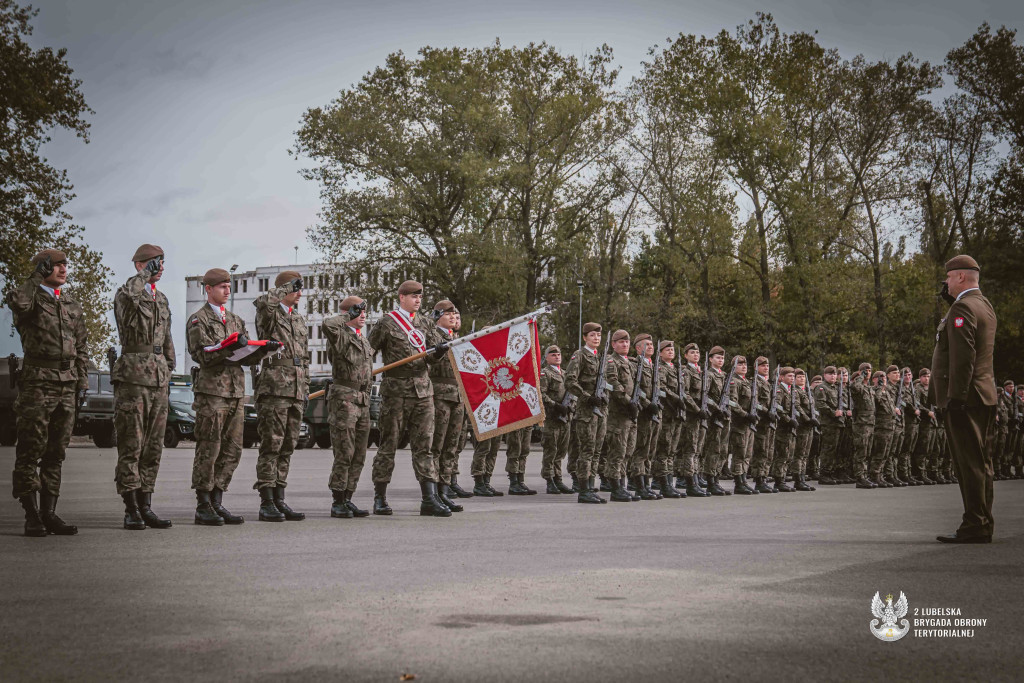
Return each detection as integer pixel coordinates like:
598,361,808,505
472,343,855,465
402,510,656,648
373,482,393,515
660,475,683,498
632,476,654,500
449,475,473,498
818,474,836,485
610,478,633,502
794,475,815,491
331,490,353,518
688,475,711,497
650,477,661,490
473,475,495,497
706,475,726,496
273,485,305,521
508,473,527,495
518,473,537,495
554,476,574,494
919,472,935,485
210,488,244,524
137,491,172,528
419,480,452,517
577,481,604,504
546,478,561,494
773,476,794,492
259,487,285,522
19,493,47,537
344,490,369,517
623,476,641,501
484,475,504,496
194,490,225,526
733,475,754,495
438,484,463,512
646,476,663,499
697,473,708,488
872,475,893,489
599,476,614,492
855,476,876,489
39,490,77,535
570,474,580,492
717,475,732,495
122,491,146,530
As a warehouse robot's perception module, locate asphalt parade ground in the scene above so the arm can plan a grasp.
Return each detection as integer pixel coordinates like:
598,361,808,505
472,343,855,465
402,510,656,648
1,443,1022,682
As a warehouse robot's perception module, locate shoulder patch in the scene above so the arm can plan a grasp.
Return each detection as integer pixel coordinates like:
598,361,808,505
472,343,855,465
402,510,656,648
191,317,199,325
954,317,965,328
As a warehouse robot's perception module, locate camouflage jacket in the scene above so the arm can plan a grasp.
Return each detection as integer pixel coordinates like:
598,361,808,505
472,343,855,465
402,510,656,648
730,374,752,432
113,271,175,388
607,353,635,418
540,363,567,412
186,303,247,398
565,346,601,422
661,361,683,416
367,310,435,399
6,271,88,389
874,383,897,428
850,373,876,425
777,383,797,433
707,366,727,422
795,384,812,433
814,381,841,425
682,363,703,416
427,323,460,402
323,315,373,407
632,357,653,411
996,389,1012,429
253,286,310,401
755,373,773,423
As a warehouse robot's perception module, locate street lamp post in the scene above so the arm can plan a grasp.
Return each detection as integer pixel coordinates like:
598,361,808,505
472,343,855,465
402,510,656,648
229,264,239,312
576,278,584,350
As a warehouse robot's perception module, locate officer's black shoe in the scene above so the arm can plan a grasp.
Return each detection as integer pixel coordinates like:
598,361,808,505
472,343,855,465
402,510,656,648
610,479,633,502
936,533,991,544
438,486,463,512
122,491,146,530
258,487,285,522
39,490,77,535
855,476,876,489
137,491,172,528
19,493,47,537
273,485,305,521
733,475,754,495
419,480,452,517
484,475,504,496
449,475,474,498
660,476,683,498
688,476,711,497
518,473,537,495
195,490,225,526
331,490,353,518
210,488,244,524
344,490,369,517
554,476,574,494
373,482,393,515
599,477,614,492
473,475,495,497
794,475,815,492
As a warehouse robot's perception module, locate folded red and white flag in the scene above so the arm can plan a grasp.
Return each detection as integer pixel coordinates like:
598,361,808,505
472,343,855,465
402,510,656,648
450,318,544,440
204,333,282,364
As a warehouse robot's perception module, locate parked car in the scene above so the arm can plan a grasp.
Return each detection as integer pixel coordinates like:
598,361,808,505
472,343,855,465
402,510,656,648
165,380,196,448
76,370,117,448
297,377,382,449
241,402,310,449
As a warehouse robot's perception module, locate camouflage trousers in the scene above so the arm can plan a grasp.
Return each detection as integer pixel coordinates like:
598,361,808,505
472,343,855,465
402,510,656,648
566,426,580,478
11,380,77,499
373,394,436,484
898,422,919,479
837,426,855,475
629,415,660,476
603,413,636,480
990,427,1007,472
913,423,935,477
749,422,775,477
703,420,730,474
505,426,532,474
573,414,607,482
870,426,894,477
818,423,843,476
851,423,875,477
114,382,168,494
540,419,571,479
729,425,753,475
191,394,244,492
471,435,501,476
807,432,821,475
885,429,904,480
328,392,370,493
771,428,796,479
790,428,813,476
676,420,705,478
653,416,682,478
431,397,465,485
254,397,302,490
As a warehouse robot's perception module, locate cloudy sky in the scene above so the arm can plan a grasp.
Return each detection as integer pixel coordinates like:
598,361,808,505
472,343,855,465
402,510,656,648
4,0,1021,365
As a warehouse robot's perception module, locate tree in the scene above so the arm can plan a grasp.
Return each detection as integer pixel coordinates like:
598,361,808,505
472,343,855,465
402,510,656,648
1,0,113,363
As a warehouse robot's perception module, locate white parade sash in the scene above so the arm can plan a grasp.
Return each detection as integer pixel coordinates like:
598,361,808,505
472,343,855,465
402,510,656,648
387,310,427,353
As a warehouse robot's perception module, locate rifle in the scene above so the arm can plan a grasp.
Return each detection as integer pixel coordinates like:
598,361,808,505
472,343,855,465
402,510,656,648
767,365,781,429
910,378,922,423
746,371,759,433
649,341,663,424
556,390,578,424
837,374,847,427
628,354,645,423
106,346,118,372
788,378,799,429
591,336,612,418
8,353,21,389
699,354,711,429
675,360,687,422
895,375,905,418
714,356,739,428
806,383,820,435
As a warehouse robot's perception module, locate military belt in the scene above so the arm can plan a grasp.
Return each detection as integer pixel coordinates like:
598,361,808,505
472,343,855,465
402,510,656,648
123,344,163,354
432,377,458,386
334,378,370,392
264,357,304,368
384,368,417,379
24,356,71,371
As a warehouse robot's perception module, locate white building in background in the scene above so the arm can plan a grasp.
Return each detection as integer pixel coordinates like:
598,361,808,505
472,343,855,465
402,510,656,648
184,262,413,377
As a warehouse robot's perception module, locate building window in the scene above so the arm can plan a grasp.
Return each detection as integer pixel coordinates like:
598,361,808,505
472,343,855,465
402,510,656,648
317,350,325,364
258,277,269,292
334,273,343,288
233,279,238,293
308,326,313,339
350,272,359,287
307,299,313,314
319,300,327,315
334,299,340,313
319,274,326,289
242,279,247,293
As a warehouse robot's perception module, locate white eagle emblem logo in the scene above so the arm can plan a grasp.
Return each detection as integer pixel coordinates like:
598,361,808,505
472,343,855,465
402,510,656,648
870,591,909,642
493,367,515,390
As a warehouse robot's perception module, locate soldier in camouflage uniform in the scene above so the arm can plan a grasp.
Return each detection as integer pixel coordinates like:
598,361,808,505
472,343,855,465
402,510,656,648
628,334,663,500
186,268,249,526
7,249,87,537
769,367,798,493
445,310,472,497
539,345,574,494
749,357,776,494
882,365,907,486
251,270,309,522
471,435,503,496
791,369,816,491
112,244,175,530
836,367,856,483
566,322,609,504
368,280,450,517
814,366,843,485
702,346,731,496
898,368,922,485
602,329,638,503
676,343,709,496
426,300,467,509
653,341,684,498
868,370,898,487
849,363,877,489
323,296,374,518
504,426,536,495
993,380,1012,480
728,356,757,494
912,369,938,484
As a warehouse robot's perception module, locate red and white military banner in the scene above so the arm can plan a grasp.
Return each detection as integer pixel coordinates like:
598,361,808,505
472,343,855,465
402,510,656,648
450,318,544,440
